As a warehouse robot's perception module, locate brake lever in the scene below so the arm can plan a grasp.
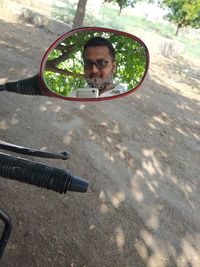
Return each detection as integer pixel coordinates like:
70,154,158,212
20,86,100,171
0,141,69,160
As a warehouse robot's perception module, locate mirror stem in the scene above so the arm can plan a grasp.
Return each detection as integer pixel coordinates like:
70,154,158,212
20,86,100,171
0,74,43,95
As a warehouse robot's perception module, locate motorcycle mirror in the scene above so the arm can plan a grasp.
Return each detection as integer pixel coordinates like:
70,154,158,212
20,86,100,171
39,27,149,101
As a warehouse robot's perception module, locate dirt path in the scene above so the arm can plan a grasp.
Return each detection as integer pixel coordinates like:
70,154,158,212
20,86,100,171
0,7,200,267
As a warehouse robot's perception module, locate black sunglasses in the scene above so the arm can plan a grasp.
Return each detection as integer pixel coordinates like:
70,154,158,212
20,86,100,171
83,59,108,70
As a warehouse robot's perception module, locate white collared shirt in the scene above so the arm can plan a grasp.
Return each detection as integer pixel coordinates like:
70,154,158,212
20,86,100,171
99,84,126,97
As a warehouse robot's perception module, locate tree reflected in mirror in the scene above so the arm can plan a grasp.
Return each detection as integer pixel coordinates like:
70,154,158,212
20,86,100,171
43,29,148,98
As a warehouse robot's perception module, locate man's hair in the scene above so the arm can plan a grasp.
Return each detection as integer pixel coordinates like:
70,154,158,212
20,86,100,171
83,37,115,60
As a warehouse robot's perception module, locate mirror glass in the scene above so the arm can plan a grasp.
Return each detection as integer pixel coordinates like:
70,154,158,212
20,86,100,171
42,28,149,99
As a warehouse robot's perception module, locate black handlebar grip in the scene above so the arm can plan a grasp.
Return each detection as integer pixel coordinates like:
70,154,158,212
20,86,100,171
0,209,12,260
0,74,43,95
0,153,88,193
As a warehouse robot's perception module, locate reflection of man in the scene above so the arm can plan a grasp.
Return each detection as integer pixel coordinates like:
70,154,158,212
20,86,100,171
82,37,125,97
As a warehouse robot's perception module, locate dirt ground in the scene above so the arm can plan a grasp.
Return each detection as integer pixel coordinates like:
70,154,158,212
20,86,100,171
0,5,200,267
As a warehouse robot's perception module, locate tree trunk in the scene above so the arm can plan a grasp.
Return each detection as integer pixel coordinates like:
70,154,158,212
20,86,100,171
72,0,88,29
175,24,181,36
118,6,122,16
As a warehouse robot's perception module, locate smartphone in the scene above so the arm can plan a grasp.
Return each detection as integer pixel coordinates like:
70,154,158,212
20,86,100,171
76,88,99,98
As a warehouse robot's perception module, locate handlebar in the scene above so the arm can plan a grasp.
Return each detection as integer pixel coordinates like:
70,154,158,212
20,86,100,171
0,152,88,260
0,153,88,193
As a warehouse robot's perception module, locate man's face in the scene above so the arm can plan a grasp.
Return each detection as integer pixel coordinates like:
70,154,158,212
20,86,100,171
83,46,116,90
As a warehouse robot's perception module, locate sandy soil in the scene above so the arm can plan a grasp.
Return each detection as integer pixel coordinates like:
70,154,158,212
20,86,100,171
0,5,200,267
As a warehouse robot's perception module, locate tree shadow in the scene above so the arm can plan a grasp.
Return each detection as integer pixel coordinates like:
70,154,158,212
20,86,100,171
0,16,58,81
0,8,200,267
